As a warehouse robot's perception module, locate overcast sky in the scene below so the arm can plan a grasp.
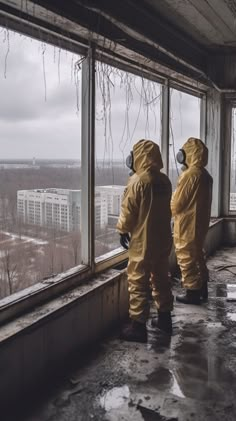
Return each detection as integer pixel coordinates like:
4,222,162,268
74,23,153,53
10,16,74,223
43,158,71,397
0,26,200,162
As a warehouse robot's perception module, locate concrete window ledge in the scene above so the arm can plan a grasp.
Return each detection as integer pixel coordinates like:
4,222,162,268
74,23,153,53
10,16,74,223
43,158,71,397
0,268,128,410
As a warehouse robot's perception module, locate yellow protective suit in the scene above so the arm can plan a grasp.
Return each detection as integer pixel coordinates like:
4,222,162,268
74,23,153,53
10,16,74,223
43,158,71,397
117,140,173,323
171,138,213,290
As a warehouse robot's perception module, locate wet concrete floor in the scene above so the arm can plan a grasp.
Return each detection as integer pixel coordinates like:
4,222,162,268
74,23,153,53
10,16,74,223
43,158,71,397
20,248,236,420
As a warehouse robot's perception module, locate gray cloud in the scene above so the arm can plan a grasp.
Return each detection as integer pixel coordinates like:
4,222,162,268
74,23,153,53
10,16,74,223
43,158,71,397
0,27,201,161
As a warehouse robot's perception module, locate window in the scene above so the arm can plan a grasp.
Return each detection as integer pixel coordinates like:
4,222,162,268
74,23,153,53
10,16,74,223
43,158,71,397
169,88,201,189
95,62,162,259
230,108,236,211
0,27,83,300
0,22,206,318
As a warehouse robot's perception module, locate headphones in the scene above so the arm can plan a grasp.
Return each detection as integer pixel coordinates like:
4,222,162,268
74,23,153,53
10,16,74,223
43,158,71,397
176,149,186,165
126,151,134,171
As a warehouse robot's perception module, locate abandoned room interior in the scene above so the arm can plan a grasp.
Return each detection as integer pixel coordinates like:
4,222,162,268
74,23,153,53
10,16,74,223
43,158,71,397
0,0,236,420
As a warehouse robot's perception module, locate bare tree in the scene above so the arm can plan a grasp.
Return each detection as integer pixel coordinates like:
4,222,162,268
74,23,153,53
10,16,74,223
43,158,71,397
1,249,17,296
70,230,81,266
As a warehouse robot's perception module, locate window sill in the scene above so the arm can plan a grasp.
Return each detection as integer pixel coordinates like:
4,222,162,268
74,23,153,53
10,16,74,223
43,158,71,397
0,264,89,325
0,248,128,325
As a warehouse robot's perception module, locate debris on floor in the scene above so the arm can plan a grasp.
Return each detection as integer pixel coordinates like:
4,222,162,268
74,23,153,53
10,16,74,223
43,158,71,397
21,247,236,421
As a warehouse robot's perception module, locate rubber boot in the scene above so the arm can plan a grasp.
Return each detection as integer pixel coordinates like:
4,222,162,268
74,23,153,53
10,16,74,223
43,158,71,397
176,289,201,305
151,311,172,334
200,282,208,302
120,320,147,343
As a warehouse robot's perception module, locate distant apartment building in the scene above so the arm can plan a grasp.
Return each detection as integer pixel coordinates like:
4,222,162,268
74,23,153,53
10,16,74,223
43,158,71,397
96,186,124,215
17,189,81,232
230,192,236,210
96,185,124,228
17,186,124,232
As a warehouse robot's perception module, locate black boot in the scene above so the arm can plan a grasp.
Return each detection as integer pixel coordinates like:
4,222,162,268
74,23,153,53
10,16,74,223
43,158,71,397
176,289,201,305
200,282,208,302
151,311,172,334
120,320,147,343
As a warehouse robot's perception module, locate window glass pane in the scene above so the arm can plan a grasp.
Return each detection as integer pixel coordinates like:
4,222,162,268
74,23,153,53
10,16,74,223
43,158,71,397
95,62,161,258
0,27,82,300
169,89,201,189
230,108,236,211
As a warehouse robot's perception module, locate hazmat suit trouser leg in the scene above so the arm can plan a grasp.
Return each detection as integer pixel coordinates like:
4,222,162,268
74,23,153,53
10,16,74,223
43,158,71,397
150,256,174,313
127,255,173,323
198,250,209,284
127,259,150,324
175,244,208,290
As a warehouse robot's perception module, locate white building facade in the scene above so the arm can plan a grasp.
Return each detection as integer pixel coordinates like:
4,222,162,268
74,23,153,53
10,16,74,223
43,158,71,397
17,189,80,232
96,186,124,216
17,186,124,232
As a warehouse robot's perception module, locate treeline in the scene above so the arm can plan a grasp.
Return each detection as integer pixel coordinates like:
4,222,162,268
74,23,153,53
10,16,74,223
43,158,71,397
0,165,128,196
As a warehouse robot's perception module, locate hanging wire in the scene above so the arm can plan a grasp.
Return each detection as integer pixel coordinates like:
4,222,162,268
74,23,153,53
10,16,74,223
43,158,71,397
41,42,47,101
95,62,163,183
4,28,10,79
169,89,180,179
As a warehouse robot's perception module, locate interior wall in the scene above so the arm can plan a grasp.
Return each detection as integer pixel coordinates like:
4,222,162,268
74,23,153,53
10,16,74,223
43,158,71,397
0,269,129,412
222,218,236,246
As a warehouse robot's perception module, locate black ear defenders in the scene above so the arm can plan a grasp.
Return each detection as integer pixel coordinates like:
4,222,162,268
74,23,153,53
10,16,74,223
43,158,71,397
126,151,134,171
176,149,186,165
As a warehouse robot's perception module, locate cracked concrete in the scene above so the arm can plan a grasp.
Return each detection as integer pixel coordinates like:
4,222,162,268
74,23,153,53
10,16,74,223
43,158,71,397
15,247,236,421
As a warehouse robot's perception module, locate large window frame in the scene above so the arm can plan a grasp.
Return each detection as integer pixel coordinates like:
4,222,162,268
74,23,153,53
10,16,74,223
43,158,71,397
93,57,164,267
223,101,236,216
229,106,236,214
0,33,207,324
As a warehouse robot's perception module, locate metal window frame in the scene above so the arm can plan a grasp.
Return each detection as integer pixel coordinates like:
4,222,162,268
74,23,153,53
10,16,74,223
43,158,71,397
92,62,207,267
93,56,166,268
81,48,95,269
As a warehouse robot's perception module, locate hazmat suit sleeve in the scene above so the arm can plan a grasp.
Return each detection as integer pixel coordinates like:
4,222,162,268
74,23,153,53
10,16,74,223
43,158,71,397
116,180,142,234
171,172,199,216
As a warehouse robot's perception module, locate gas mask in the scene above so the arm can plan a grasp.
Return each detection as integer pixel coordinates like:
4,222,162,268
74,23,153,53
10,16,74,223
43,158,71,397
176,148,188,171
126,151,135,176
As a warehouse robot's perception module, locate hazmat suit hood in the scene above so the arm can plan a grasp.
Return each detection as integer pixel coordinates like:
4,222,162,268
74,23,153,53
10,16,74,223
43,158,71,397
182,137,208,168
133,139,163,173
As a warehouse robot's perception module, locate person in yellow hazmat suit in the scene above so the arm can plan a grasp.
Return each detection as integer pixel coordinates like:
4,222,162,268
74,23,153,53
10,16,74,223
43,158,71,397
171,137,213,305
117,139,174,343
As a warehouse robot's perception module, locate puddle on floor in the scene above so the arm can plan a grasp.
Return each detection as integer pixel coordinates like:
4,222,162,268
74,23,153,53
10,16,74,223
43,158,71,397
207,322,224,329
170,371,185,398
227,284,236,301
227,313,236,322
216,284,227,297
99,385,130,411
138,404,178,420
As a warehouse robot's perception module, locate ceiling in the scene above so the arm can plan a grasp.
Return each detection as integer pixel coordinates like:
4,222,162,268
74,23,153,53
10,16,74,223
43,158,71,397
0,0,235,90
145,0,236,50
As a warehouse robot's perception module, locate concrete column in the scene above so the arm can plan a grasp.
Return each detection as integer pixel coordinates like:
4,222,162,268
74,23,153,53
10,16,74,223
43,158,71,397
205,89,223,217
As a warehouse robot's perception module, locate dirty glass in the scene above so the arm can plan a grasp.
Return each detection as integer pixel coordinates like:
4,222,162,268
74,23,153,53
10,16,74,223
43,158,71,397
0,27,82,299
95,62,162,259
230,108,236,211
169,89,201,190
